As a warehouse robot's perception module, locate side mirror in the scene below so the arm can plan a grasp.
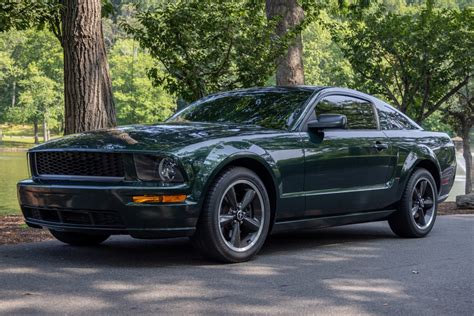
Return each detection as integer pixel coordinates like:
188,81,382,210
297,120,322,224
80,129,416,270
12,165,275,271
307,114,347,130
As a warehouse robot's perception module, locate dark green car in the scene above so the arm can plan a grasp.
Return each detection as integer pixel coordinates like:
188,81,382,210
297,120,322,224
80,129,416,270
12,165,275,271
17,86,456,262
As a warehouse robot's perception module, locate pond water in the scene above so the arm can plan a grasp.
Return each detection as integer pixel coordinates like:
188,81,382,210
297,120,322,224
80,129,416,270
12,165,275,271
0,150,468,215
0,151,28,215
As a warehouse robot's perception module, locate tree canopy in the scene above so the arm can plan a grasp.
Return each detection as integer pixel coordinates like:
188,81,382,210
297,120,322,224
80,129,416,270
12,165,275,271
124,0,289,102
332,1,473,122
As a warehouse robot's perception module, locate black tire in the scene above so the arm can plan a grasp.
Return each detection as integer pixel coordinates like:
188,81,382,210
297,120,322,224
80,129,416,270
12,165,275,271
389,168,438,238
192,167,271,263
49,230,110,246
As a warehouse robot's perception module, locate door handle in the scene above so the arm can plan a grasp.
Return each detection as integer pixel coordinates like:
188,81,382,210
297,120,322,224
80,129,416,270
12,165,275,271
373,141,388,151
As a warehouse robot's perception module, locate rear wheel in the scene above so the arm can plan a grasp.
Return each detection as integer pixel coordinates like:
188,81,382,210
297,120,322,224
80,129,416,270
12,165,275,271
192,167,271,263
389,168,438,238
49,230,110,246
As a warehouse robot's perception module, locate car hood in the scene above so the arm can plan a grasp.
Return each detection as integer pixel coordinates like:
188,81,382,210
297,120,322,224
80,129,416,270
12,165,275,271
30,122,277,153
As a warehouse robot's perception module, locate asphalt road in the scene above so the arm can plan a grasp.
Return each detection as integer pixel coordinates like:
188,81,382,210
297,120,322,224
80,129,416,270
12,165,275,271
0,215,472,315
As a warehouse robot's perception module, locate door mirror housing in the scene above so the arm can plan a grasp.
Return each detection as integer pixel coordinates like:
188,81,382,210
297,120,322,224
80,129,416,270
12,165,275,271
307,114,347,130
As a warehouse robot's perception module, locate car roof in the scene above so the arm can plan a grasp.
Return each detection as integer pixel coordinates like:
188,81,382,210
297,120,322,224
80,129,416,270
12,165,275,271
210,85,326,95
212,85,386,96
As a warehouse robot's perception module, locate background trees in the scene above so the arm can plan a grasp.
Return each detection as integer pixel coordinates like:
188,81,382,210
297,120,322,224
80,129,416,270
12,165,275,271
0,29,63,142
333,2,472,123
125,0,284,102
109,38,174,124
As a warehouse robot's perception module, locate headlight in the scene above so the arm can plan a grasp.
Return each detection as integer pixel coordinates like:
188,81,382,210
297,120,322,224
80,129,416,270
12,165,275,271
158,158,178,181
133,154,185,182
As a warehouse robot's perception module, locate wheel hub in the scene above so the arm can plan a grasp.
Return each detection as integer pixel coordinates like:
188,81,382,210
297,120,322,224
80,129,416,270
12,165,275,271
419,198,425,208
236,210,245,221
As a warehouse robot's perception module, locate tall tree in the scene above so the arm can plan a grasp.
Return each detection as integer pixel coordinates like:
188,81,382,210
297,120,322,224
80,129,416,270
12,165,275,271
0,0,116,134
62,0,116,134
266,0,305,86
445,83,473,194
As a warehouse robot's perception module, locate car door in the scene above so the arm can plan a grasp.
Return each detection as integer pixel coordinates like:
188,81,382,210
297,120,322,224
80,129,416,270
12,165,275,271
302,93,397,217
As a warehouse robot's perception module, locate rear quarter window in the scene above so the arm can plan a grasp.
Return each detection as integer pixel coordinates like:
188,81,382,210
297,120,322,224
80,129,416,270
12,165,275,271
377,105,419,130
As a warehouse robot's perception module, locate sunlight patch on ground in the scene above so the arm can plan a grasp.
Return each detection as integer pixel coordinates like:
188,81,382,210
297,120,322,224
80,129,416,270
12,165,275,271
323,278,410,302
94,281,143,292
125,280,215,302
228,265,282,276
0,293,111,314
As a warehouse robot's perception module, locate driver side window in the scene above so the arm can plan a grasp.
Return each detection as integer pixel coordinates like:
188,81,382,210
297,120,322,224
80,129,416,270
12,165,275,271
316,95,378,130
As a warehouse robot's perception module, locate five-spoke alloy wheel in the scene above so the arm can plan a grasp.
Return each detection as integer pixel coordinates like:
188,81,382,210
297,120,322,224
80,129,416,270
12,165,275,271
411,178,436,230
389,168,438,238
193,167,271,263
218,180,265,252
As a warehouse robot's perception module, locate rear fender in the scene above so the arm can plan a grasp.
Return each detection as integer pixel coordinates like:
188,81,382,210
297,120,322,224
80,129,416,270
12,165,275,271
396,145,441,199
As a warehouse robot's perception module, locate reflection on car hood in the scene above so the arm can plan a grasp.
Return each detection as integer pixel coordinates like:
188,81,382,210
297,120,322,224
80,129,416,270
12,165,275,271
29,122,277,153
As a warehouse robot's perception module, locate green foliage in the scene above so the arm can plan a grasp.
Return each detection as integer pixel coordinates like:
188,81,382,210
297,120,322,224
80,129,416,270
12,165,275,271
8,64,63,129
109,39,175,124
0,0,62,40
0,30,63,130
443,80,473,137
124,0,289,102
332,2,473,122
421,111,455,135
303,10,354,87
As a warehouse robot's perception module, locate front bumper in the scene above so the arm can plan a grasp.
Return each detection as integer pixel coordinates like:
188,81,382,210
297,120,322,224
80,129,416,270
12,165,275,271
17,180,199,238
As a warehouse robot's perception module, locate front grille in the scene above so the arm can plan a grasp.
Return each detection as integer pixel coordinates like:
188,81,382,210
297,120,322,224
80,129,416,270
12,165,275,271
23,207,125,228
34,151,124,178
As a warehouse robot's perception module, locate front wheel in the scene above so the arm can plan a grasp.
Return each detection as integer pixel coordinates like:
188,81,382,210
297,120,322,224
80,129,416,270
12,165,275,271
389,168,438,238
192,167,271,263
49,230,110,246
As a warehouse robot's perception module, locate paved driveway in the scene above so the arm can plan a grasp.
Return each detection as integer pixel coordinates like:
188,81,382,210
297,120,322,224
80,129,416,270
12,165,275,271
0,215,472,315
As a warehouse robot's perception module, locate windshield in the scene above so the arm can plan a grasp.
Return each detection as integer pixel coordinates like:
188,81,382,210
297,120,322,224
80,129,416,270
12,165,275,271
167,89,313,129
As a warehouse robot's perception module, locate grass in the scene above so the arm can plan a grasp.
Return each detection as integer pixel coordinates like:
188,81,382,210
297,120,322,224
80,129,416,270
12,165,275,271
0,207,21,216
0,138,36,149
0,124,59,141
0,124,60,150
0,124,46,136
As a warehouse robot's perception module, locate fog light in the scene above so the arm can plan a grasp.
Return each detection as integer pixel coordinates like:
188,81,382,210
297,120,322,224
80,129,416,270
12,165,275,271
132,195,187,203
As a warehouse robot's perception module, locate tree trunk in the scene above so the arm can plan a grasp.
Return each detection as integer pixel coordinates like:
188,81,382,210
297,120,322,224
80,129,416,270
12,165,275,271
266,0,305,86
33,119,39,144
11,81,16,107
461,123,473,194
42,117,49,142
62,0,116,135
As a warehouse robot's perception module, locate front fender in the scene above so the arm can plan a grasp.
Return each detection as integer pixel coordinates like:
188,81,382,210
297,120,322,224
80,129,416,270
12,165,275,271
187,141,279,206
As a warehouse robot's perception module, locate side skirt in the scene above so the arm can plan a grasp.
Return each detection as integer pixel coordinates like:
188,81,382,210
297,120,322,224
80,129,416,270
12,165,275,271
271,209,396,234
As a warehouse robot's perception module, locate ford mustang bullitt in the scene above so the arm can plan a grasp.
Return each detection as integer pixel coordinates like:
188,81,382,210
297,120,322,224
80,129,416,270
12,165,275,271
17,86,456,262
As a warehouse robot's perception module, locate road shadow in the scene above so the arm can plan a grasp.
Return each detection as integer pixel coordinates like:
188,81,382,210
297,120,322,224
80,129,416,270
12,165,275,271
1,221,396,268
0,218,471,315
